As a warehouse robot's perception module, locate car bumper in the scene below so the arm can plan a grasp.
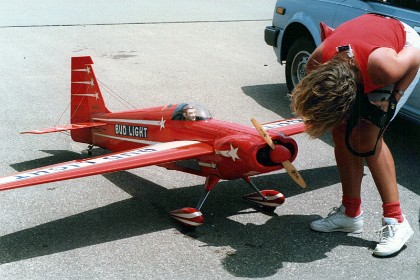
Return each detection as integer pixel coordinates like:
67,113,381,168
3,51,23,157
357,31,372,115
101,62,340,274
264,26,280,47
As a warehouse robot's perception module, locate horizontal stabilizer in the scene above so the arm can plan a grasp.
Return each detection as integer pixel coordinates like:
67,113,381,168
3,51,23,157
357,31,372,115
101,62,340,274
21,122,107,134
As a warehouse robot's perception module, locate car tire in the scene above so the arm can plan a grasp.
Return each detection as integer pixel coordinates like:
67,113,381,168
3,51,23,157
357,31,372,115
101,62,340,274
285,37,316,92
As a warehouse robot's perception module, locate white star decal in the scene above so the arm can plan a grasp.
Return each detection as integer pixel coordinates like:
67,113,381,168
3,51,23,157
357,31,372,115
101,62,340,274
227,144,239,161
159,117,166,130
215,143,240,162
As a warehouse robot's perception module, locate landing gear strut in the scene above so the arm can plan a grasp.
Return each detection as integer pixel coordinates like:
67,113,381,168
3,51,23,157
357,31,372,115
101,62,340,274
81,144,95,156
170,175,285,227
170,175,220,227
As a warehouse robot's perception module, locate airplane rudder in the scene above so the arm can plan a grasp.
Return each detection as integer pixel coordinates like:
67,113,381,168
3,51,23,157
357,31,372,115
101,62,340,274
71,56,93,70
71,56,109,117
70,56,108,144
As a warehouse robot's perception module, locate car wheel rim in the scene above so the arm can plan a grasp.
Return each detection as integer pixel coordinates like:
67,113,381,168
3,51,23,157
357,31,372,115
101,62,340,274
291,51,310,87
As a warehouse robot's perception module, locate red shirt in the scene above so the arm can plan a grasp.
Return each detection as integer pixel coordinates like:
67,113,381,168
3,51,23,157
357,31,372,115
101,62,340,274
322,14,406,93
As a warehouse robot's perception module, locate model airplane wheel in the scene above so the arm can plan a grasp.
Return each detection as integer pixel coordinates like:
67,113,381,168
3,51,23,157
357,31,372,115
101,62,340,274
243,190,285,209
169,207,204,227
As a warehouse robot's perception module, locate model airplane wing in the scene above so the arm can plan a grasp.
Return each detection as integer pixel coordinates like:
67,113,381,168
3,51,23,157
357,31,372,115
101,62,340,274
261,117,305,136
0,141,214,192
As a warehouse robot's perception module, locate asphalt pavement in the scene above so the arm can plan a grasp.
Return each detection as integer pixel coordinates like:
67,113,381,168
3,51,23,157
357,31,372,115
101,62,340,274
0,1,419,279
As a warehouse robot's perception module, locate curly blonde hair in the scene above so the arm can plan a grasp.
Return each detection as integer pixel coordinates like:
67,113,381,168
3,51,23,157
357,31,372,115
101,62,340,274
290,54,360,138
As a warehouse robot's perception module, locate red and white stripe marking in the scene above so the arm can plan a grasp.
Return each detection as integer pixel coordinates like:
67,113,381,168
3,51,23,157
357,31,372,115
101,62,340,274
243,190,285,207
170,208,204,227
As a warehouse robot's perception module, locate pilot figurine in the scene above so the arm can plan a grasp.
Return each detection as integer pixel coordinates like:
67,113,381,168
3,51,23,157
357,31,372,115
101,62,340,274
183,105,196,121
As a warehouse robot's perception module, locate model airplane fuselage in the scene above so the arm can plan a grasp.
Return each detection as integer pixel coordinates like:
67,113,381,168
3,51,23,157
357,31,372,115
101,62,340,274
90,105,301,180
0,56,306,226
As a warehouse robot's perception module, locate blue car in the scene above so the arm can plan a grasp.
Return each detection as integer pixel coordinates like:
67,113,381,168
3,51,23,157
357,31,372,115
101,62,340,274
265,0,420,124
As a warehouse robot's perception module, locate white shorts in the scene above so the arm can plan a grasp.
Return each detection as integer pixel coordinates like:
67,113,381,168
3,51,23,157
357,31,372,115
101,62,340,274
369,22,420,120
395,22,420,118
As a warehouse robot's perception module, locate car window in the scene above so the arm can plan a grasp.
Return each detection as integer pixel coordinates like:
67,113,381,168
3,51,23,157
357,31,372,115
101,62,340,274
370,0,420,12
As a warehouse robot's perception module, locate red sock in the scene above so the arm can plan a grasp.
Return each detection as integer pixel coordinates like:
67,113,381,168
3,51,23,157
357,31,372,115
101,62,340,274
342,196,361,217
382,202,404,223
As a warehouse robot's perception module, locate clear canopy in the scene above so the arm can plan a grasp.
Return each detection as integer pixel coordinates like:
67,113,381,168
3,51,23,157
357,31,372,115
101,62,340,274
171,103,212,121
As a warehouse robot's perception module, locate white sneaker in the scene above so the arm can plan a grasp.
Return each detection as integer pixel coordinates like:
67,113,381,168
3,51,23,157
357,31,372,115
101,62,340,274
373,215,414,257
310,205,363,233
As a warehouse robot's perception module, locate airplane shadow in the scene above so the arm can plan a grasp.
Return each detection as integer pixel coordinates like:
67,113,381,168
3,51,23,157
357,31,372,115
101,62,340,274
216,215,375,278
242,83,420,196
1,152,377,278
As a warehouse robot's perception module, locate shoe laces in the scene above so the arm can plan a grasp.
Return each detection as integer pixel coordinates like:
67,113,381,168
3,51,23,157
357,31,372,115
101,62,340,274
327,207,342,217
377,224,396,244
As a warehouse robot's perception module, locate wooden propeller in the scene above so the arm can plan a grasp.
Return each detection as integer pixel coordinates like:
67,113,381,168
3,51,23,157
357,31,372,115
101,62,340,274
251,118,306,188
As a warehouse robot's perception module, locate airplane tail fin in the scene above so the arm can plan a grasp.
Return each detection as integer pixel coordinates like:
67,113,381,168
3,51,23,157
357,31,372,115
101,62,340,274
70,56,110,143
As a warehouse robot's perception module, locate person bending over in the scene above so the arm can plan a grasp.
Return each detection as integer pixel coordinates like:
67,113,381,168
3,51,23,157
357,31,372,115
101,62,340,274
290,14,420,257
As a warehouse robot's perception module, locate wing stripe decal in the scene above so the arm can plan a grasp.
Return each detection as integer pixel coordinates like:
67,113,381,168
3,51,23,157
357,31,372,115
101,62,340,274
261,118,305,136
0,141,214,191
94,133,159,145
261,118,303,130
92,118,161,126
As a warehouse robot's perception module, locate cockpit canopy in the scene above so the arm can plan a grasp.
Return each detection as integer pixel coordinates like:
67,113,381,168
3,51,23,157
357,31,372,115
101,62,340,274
171,103,212,121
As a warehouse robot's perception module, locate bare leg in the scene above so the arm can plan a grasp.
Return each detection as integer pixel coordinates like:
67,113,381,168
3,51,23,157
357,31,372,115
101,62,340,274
332,123,364,198
347,119,399,203
332,121,399,203
365,139,399,203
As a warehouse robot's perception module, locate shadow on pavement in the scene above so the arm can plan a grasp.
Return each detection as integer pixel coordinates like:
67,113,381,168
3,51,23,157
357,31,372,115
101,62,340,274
1,150,357,278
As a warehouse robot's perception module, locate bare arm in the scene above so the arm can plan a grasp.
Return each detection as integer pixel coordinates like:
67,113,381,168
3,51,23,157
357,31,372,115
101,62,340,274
368,46,420,98
368,46,420,111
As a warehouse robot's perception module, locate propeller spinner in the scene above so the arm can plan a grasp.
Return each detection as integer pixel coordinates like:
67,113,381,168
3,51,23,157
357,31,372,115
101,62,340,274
251,118,306,188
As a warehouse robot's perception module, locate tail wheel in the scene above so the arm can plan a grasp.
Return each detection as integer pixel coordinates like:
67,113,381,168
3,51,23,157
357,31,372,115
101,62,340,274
285,37,316,92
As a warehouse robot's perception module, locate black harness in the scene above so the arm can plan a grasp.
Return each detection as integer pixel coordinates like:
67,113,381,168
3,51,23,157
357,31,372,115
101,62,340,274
345,83,397,157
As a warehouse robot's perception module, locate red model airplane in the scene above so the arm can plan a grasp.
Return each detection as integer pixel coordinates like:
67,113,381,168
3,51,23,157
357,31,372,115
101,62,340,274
0,56,306,227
